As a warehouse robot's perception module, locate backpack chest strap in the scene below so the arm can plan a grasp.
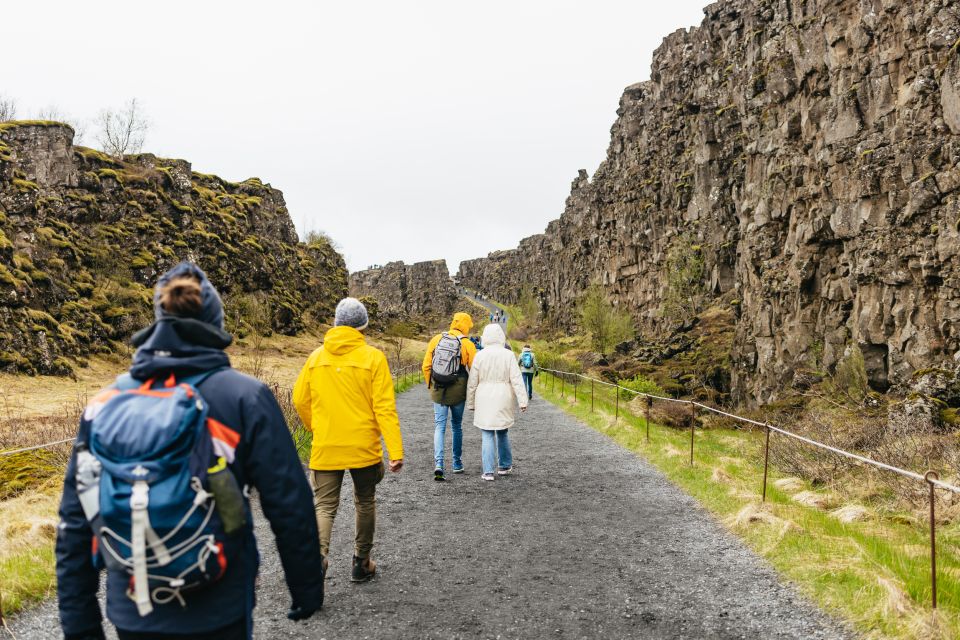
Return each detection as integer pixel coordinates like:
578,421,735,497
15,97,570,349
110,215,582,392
130,481,172,616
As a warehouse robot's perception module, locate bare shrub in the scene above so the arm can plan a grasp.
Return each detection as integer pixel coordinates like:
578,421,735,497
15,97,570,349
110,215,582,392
769,398,959,507
649,398,693,428
0,393,83,499
0,95,16,121
269,383,310,462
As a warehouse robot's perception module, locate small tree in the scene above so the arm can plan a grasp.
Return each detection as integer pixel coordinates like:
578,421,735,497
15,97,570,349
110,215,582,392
578,285,634,355
0,95,16,121
386,320,417,370
517,286,541,325
660,234,705,326
98,98,148,157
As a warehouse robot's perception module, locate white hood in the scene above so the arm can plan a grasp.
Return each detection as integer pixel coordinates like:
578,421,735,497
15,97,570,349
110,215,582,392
481,323,506,349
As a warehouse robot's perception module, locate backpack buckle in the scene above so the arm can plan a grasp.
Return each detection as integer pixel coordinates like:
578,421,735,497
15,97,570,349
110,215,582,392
130,481,150,510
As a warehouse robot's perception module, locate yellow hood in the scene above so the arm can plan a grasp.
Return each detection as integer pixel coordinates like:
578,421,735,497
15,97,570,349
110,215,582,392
450,312,474,335
323,325,366,355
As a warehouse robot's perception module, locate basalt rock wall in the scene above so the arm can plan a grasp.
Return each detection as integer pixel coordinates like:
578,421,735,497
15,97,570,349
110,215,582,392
459,0,960,404
350,260,458,321
0,121,348,375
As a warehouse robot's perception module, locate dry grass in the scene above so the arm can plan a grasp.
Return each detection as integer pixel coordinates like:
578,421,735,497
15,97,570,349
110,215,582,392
773,477,805,492
830,504,872,523
0,326,429,618
0,481,60,615
791,490,840,510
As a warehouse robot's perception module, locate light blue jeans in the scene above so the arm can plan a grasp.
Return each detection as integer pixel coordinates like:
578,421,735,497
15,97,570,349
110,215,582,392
433,402,464,470
481,429,513,475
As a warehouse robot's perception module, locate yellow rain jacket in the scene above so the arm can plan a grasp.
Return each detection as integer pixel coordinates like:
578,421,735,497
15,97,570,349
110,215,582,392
422,312,477,406
293,325,404,471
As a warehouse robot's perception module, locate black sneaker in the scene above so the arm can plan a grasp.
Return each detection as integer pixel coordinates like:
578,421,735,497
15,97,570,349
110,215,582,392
434,468,445,481
350,555,376,583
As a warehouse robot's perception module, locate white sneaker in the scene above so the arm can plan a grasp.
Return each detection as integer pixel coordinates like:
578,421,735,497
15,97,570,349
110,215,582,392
497,467,512,475
481,473,495,481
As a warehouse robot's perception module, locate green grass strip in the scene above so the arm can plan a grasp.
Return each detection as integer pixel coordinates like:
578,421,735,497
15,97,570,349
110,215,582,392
535,373,959,640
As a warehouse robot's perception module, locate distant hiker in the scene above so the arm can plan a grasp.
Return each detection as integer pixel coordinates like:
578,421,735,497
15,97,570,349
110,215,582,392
422,312,477,480
518,344,539,400
293,297,404,584
56,262,324,640
490,312,495,323
466,324,528,481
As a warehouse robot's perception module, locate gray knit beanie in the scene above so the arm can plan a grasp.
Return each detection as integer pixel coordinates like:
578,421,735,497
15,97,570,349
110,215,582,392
334,297,369,330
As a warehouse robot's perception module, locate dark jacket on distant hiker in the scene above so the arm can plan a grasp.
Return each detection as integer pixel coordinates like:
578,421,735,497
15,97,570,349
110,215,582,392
55,263,324,640
422,312,477,406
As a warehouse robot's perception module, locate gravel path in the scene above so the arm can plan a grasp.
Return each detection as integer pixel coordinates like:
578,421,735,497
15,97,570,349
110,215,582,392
11,385,852,639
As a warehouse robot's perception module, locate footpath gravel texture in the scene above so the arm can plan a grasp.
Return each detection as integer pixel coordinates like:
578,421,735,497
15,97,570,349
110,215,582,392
11,385,853,640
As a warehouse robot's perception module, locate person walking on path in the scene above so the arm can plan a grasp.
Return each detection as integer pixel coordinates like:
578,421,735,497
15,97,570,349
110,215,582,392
422,312,477,481
466,323,528,481
293,298,404,584
518,344,539,400
56,263,324,640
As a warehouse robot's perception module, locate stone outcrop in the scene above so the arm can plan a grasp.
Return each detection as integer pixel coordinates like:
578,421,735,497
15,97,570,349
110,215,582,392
350,260,458,321
459,0,960,404
0,121,348,375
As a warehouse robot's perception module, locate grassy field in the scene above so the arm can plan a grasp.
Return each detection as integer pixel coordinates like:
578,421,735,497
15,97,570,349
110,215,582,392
534,372,960,640
0,328,426,621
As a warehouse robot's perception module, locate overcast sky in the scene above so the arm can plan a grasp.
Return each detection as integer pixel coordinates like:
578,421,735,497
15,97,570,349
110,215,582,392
5,1,707,273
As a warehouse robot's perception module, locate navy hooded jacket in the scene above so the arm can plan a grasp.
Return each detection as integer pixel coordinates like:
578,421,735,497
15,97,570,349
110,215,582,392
56,263,324,638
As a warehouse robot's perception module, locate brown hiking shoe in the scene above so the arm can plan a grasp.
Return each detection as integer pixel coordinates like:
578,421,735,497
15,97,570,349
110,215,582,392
350,555,376,582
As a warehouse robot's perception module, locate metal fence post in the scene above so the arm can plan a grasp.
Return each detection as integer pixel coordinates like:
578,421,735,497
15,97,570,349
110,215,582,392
688,401,696,466
926,470,939,609
573,377,578,404
561,375,565,398
591,379,594,413
552,372,555,393
615,386,620,423
762,424,771,502
645,396,652,443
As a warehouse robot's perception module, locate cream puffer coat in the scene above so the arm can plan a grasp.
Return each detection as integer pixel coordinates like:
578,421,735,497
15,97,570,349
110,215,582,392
466,324,528,430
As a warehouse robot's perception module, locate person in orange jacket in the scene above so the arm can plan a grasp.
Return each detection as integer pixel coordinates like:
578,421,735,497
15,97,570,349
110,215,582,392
421,312,477,481
293,298,404,583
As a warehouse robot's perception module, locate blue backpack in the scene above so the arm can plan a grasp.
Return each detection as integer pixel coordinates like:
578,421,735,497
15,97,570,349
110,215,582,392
520,351,534,368
75,370,245,616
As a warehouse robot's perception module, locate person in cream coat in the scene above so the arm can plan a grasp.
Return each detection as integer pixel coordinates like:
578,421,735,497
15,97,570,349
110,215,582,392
466,323,528,481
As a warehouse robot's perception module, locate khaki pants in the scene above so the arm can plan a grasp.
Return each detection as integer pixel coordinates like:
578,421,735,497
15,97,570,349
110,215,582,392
311,462,384,558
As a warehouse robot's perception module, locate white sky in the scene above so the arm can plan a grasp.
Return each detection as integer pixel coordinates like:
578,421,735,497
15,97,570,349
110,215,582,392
5,1,708,273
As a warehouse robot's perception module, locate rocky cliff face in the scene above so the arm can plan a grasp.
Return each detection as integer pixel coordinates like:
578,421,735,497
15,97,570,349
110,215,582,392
350,260,458,322
459,0,960,404
0,121,348,375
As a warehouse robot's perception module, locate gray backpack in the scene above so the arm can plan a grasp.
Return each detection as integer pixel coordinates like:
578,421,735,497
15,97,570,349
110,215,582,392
430,332,463,387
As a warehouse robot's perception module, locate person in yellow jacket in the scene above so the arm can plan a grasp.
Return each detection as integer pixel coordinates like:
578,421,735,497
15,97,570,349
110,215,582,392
293,298,403,583
421,312,477,481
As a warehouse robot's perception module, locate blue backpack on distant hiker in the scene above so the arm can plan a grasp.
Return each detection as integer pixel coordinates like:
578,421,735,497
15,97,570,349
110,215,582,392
75,370,246,617
521,351,534,369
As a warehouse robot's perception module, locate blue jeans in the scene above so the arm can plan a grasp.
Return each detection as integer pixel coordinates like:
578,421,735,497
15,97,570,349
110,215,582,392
433,402,464,470
481,429,513,475
521,372,534,399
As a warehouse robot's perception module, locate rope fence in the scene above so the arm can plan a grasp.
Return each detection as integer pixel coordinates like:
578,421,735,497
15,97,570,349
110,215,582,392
538,366,959,610
1,363,426,460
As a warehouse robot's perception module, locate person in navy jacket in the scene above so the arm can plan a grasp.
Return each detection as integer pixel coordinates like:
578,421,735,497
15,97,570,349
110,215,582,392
56,262,324,640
